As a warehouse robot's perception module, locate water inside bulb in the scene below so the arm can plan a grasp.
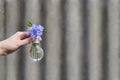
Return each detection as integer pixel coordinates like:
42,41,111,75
29,37,44,61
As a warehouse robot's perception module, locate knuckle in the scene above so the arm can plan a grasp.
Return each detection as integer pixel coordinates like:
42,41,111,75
16,31,22,34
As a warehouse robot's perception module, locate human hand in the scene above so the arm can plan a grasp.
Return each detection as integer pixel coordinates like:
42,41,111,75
0,32,41,56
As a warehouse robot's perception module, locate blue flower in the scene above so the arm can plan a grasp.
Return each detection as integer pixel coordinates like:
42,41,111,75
28,24,44,38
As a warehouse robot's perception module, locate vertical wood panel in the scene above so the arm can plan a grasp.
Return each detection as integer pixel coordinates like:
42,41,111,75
0,0,5,40
25,0,41,23
5,0,20,80
88,0,102,80
25,0,41,80
0,0,6,80
108,0,120,80
66,0,82,80
46,0,61,80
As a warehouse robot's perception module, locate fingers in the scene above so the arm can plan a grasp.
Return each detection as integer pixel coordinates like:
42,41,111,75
16,31,42,46
16,32,30,40
37,36,42,41
20,38,33,46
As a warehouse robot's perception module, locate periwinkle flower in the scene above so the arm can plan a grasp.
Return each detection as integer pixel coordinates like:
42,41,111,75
28,24,44,38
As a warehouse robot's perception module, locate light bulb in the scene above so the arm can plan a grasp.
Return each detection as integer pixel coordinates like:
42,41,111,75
29,37,44,61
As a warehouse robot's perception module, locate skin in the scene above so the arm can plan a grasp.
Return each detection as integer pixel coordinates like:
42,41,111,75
0,31,41,56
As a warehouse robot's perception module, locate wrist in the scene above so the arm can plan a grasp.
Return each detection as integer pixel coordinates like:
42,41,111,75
0,41,7,56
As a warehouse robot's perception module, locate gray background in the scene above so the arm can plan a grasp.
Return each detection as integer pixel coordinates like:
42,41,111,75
0,0,120,80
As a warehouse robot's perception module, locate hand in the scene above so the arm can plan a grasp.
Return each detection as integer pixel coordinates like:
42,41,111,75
0,32,41,56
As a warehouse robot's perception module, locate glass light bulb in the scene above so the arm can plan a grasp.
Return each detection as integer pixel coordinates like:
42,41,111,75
29,37,44,61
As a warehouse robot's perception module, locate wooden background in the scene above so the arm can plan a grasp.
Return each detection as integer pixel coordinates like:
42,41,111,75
0,0,119,80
